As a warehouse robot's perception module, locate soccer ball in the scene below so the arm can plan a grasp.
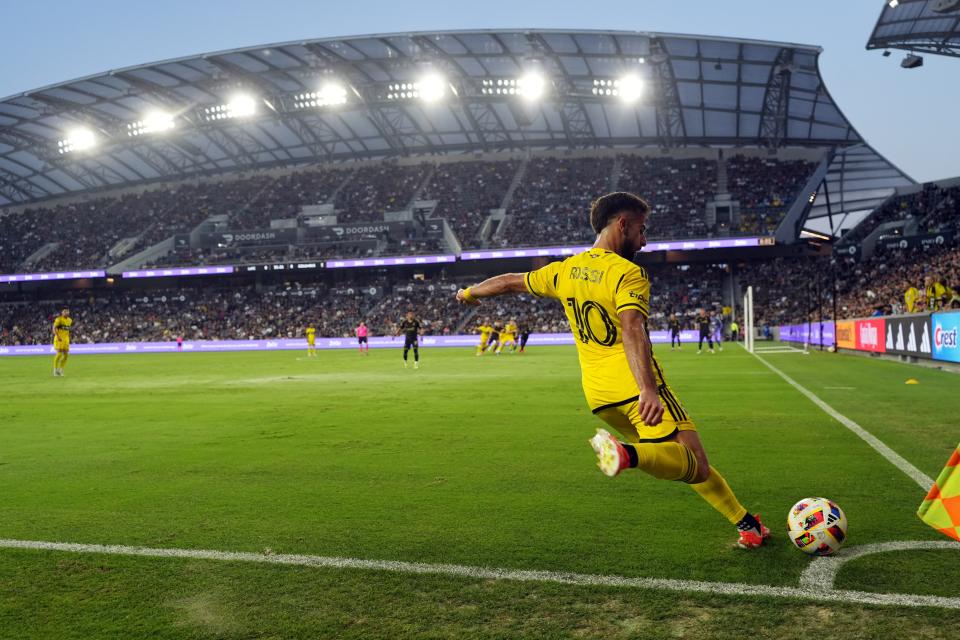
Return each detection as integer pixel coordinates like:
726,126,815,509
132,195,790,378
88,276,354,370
787,497,848,556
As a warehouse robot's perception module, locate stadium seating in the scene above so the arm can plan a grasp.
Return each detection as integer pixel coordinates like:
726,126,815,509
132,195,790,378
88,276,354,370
741,244,960,326
497,156,615,247
618,156,717,240
841,182,960,246
726,155,816,236
1,154,820,273
422,160,519,246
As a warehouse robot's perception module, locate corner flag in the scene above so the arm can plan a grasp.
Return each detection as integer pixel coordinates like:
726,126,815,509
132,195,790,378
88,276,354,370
917,444,960,542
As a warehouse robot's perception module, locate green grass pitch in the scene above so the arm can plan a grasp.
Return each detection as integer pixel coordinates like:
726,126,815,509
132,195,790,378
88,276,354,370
1,344,959,638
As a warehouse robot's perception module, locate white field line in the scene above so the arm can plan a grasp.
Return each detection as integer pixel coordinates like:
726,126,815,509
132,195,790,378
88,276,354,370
749,349,935,490
1,538,959,610
801,541,960,589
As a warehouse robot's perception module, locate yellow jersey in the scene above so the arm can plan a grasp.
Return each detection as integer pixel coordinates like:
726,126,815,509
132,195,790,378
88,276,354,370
53,316,72,345
501,322,518,340
525,248,664,411
306,327,316,344
477,324,493,339
904,287,920,313
926,282,947,311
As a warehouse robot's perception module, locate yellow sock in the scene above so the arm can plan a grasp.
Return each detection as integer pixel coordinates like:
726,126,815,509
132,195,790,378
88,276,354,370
60,353,68,369
53,353,61,370
631,441,698,482
689,467,748,524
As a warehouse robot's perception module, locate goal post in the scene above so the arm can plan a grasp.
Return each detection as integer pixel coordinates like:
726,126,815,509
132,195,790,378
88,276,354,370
742,285,754,354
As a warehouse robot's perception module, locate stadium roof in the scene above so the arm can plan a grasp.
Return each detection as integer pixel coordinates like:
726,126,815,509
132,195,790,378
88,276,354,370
1,29,871,206
867,0,960,59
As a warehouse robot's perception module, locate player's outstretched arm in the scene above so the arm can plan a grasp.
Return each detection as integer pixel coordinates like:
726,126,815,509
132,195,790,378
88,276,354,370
620,309,664,426
455,273,527,305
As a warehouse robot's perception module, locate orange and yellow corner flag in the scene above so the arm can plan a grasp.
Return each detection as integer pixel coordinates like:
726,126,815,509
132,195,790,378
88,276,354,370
917,444,960,542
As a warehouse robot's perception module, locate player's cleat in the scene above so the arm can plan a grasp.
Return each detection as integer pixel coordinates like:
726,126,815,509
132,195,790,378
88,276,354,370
709,348,715,354
736,514,771,549
589,429,631,477
697,349,702,354
403,361,408,369
414,362,420,369
53,369,60,377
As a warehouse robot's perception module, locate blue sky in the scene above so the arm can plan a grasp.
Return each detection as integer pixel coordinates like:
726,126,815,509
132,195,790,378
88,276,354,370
3,0,957,182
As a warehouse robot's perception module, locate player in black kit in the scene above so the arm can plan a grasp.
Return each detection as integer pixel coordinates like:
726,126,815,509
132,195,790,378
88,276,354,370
518,319,532,354
396,310,423,369
696,308,714,354
668,313,682,351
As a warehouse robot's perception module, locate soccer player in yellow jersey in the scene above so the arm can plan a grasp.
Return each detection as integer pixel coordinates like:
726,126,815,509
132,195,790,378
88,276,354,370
52,308,72,377
475,319,494,356
455,192,770,548
305,324,317,358
496,319,519,354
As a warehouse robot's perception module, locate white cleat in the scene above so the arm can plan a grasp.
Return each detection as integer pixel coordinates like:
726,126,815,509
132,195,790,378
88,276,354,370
414,362,420,369
588,429,629,477
403,362,408,369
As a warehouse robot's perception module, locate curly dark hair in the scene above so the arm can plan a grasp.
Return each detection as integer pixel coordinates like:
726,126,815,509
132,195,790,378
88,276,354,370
588,192,650,234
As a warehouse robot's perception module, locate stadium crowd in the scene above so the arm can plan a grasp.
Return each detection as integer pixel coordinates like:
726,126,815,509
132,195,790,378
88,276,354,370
743,243,960,327
840,181,960,247
727,155,816,236
499,156,615,247
1,153,820,274
422,160,519,245
618,156,717,240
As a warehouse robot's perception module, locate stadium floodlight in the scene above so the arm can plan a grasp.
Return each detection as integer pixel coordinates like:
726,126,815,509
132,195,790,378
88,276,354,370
203,94,258,121
517,72,546,101
226,94,256,118
616,74,644,103
319,82,348,106
127,111,175,137
293,82,348,109
888,0,899,7
417,74,446,103
385,76,447,102
592,76,644,103
57,127,96,154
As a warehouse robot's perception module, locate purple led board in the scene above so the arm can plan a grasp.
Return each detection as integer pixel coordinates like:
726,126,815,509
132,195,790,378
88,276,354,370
122,265,235,279
461,246,592,260
0,330,701,356
644,237,762,251
779,322,835,344
325,254,456,269
0,270,105,283
461,238,764,260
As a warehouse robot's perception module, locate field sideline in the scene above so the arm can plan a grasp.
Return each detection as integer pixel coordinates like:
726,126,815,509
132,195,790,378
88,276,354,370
2,344,959,638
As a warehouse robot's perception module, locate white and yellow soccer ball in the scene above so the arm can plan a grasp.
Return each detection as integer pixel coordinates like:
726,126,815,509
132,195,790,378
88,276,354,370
787,497,848,556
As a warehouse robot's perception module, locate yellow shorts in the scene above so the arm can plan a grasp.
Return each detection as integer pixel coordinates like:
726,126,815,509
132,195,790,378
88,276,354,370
594,384,696,442
479,337,490,347
54,341,69,352
500,336,516,344
307,341,316,347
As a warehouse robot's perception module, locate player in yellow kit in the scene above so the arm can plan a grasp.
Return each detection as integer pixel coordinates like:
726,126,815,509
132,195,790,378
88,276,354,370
495,319,518,354
305,324,317,358
475,319,494,356
455,192,770,548
52,308,72,377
